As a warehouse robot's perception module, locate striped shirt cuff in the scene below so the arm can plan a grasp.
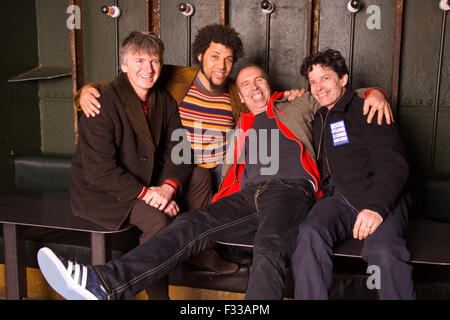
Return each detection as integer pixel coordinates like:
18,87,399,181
137,186,148,200
365,87,387,99
162,179,180,197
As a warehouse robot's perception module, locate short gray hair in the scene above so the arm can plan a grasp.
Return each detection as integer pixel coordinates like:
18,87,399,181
119,31,164,65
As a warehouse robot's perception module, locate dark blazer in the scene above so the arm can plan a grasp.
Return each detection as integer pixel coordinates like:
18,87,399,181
71,72,192,230
313,89,409,219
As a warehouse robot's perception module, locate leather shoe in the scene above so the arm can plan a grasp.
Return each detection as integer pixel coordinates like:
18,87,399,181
187,248,239,275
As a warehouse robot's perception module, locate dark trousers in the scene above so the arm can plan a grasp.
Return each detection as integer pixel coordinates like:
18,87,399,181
127,166,213,299
94,179,314,300
291,187,415,300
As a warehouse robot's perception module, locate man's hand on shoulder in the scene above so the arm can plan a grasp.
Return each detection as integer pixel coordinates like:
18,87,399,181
283,88,306,101
363,88,393,125
80,86,102,118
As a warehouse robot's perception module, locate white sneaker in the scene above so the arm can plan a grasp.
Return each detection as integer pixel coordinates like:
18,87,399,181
37,247,107,300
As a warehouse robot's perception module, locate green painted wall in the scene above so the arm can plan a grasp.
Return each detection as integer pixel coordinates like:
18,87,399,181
0,0,448,182
0,1,41,189
36,0,74,156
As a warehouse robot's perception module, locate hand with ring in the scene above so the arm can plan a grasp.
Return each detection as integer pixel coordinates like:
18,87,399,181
352,209,383,240
140,184,176,215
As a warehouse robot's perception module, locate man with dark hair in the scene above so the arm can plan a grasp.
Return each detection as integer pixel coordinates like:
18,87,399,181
291,49,415,299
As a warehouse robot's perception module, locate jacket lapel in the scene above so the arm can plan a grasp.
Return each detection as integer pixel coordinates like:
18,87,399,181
113,72,156,152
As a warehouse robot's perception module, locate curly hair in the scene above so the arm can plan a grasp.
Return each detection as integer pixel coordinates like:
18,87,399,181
300,48,348,79
192,24,244,64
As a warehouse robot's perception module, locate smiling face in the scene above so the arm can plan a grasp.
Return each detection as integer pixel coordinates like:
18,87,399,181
121,51,162,101
236,65,271,115
197,42,234,92
308,64,348,110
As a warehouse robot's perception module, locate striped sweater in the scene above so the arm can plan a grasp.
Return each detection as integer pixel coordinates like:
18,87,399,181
178,81,235,168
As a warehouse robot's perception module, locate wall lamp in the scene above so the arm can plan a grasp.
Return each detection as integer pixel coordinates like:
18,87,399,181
261,0,275,14
178,3,195,66
440,0,450,11
101,5,121,18
178,3,195,16
347,0,361,13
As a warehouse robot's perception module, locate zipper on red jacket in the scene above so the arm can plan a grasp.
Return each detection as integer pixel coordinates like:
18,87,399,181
267,93,320,193
214,115,248,198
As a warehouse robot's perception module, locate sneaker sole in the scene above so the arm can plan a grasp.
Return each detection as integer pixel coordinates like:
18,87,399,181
37,247,99,300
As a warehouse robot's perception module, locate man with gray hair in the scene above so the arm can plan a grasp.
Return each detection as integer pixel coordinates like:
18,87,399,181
70,31,192,299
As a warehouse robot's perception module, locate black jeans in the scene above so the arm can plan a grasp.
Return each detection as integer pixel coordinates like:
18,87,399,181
94,179,314,300
291,186,415,299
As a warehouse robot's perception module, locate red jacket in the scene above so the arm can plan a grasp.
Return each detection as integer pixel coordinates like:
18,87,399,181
212,92,321,203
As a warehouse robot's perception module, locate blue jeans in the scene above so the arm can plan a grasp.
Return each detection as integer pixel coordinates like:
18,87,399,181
94,179,314,300
291,186,415,299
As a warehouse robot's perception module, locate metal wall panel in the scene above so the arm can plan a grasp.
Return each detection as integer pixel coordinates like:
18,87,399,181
398,1,450,173
36,0,74,155
82,0,117,83
161,0,220,67
318,0,395,95
82,0,147,84
36,0,447,174
0,1,41,188
118,0,148,41
230,0,310,91
161,0,310,91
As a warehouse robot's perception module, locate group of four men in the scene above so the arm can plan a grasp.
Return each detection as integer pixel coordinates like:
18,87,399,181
37,24,415,300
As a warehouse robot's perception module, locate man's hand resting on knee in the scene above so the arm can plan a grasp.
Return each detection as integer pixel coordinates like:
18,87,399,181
353,209,383,240
140,185,179,217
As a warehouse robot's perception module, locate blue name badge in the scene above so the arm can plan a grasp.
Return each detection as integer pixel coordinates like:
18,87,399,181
330,120,349,146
